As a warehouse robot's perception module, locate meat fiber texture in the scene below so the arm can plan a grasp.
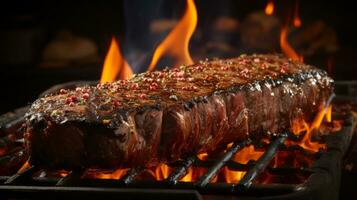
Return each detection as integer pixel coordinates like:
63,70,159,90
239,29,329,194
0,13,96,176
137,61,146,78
24,54,333,169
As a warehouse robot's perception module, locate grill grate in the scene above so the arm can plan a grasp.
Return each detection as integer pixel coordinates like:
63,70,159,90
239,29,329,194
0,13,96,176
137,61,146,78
0,124,354,200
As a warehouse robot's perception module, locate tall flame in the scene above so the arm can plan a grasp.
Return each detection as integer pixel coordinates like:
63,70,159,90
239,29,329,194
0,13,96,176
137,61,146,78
265,0,274,15
280,26,303,62
100,37,133,83
148,0,197,71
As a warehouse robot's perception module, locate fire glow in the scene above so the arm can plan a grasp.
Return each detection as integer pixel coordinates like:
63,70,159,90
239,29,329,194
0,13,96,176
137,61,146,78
279,0,303,61
224,145,264,183
100,0,197,82
287,105,335,152
265,0,274,16
148,0,197,71
81,0,342,184
280,26,303,62
293,0,302,27
100,37,133,83
83,103,342,183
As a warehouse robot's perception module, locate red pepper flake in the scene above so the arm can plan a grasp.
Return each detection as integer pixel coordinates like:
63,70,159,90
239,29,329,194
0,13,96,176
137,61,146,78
204,75,213,82
176,77,186,81
65,98,72,104
176,71,185,78
182,85,198,91
195,65,204,71
240,68,250,78
261,63,268,69
65,96,77,105
149,82,158,91
220,66,229,71
59,89,67,94
112,100,121,107
71,96,77,102
82,93,90,100
143,77,153,83
140,93,147,99
157,71,164,78
280,65,288,73
187,77,194,82
75,87,82,92
130,83,139,90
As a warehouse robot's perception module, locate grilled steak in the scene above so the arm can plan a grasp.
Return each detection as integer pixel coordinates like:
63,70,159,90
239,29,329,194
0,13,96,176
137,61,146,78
24,54,333,169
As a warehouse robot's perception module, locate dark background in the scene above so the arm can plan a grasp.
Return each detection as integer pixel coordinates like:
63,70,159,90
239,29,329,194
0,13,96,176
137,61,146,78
0,0,356,114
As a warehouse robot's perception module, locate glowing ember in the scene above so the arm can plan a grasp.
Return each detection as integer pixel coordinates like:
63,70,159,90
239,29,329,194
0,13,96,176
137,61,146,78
59,170,69,178
293,16,302,28
280,26,303,62
148,0,197,71
100,37,133,83
265,0,274,16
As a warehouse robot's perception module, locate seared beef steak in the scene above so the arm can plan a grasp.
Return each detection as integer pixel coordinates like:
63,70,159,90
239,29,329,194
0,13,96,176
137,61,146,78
24,54,333,169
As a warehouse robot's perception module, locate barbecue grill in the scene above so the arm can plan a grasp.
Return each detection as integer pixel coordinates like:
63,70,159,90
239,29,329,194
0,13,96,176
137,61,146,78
1,0,357,199
0,81,355,200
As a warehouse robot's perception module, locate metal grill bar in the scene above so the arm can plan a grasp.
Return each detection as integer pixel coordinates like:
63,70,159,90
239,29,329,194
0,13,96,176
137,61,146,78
4,165,37,185
56,168,84,186
120,167,143,185
196,139,251,188
166,156,197,185
237,134,288,190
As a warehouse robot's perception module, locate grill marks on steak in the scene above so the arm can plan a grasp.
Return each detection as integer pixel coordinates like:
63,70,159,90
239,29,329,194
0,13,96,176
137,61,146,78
25,54,333,169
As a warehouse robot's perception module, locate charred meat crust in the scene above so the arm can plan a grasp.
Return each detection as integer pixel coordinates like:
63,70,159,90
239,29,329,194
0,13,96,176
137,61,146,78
24,54,333,169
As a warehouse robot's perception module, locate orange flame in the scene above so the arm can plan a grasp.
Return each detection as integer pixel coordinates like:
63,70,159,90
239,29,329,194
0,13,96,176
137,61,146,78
155,163,171,181
224,145,264,183
17,161,30,173
180,167,193,182
280,26,303,61
265,0,274,15
288,105,333,152
326,106,332,123
148,0,197,71
86,168,129,179
100,37,133,83
197,152,208,160
293,0,302,27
